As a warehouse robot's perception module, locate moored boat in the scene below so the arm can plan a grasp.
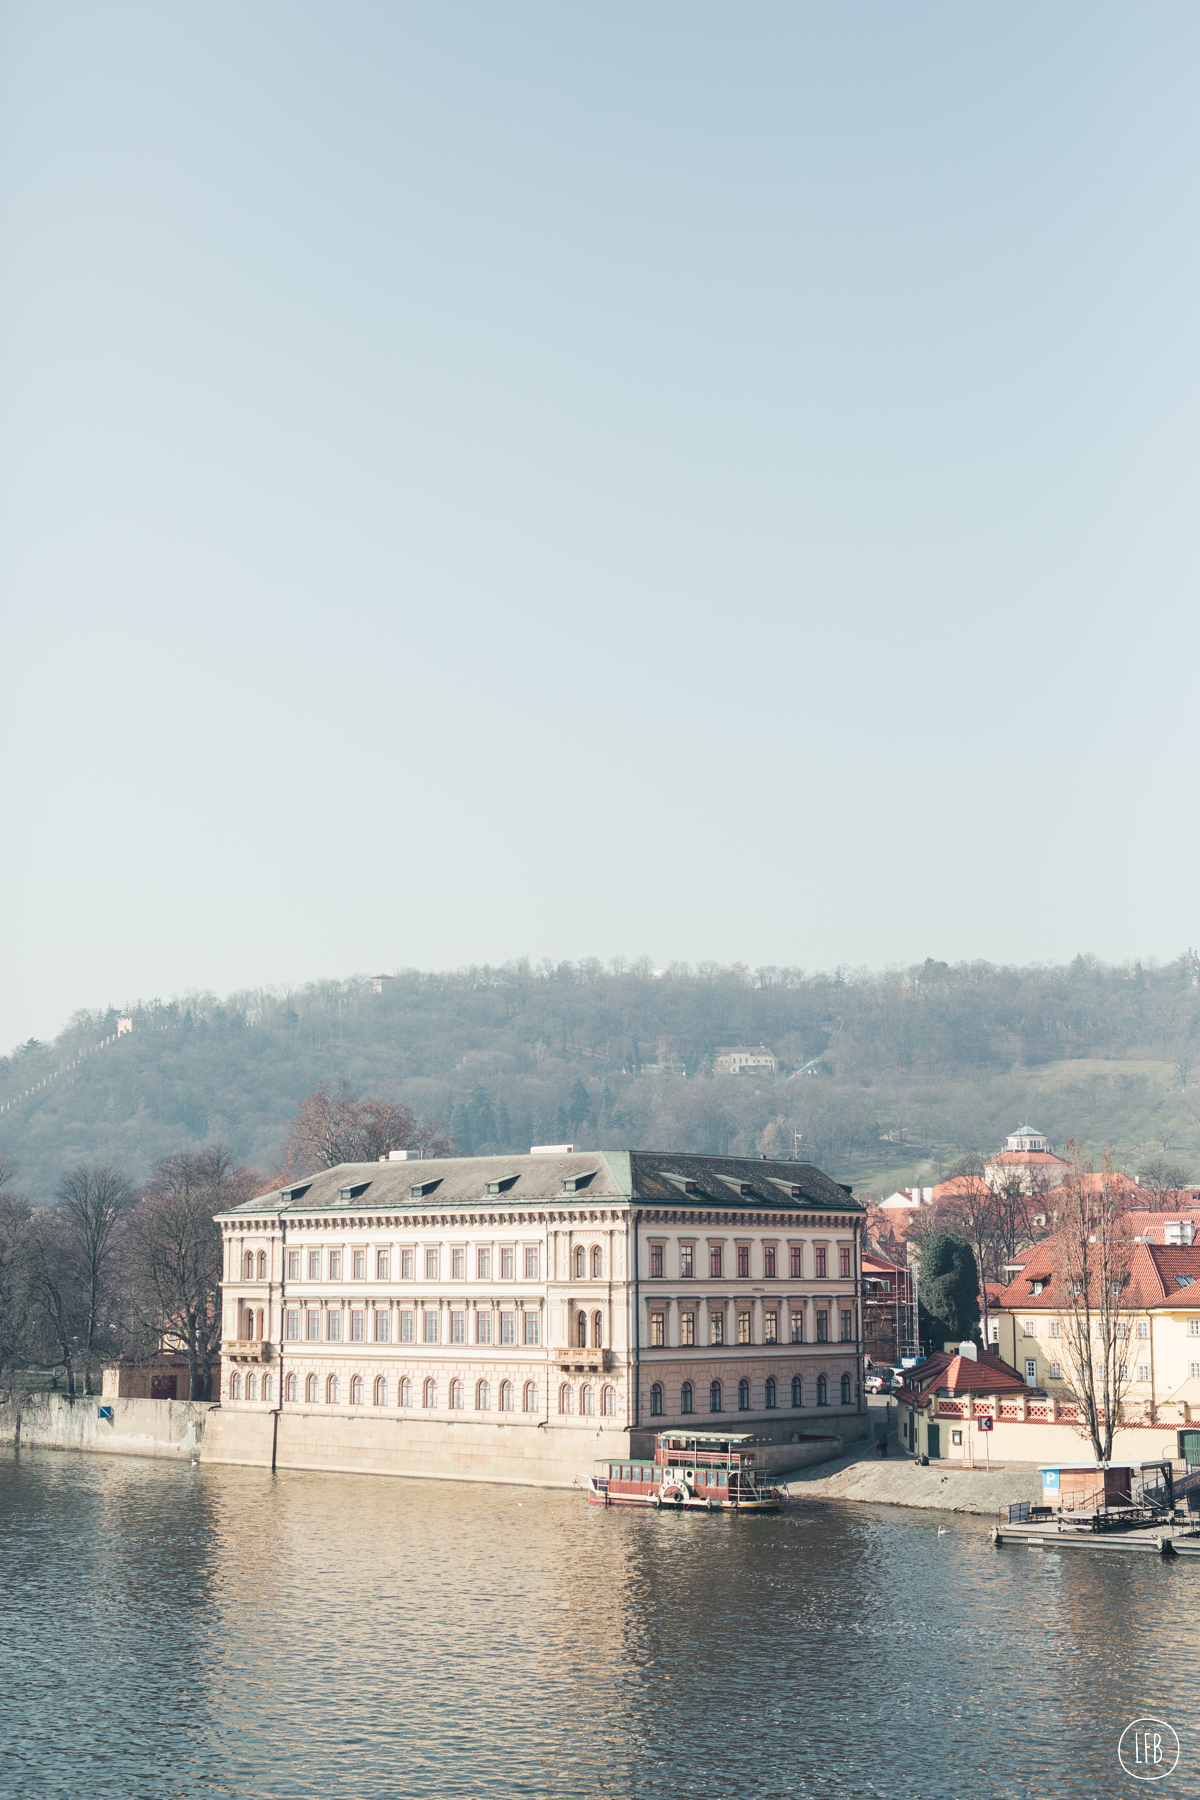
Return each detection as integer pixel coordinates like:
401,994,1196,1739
587,1431,784,1511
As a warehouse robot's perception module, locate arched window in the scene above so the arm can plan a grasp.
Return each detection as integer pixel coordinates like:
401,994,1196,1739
247,1373,258,1401
262,1375,272,1403
499,1380,514,1411
601,1384,616,1416
476,1380,490,1411
449,1379,464,1410
524,1381,539,1414
243,1251,254,1280
257,1250,267,1279
576,1310,588,1348
374,1376,387,1406
791,1376,802,1407
709,1380,722,1414
256,1307,265,1342
680,1381,693,1415
841,1373,852,1405
581,1384,595,1416
592,1311,603,1347
350,1375,364,1405
817,1375,828,1406
592,1245,602,1278
327,1374,339,1405
286,1373,298,1402
650,1383,663,1416
575,1245,586,1279
230,1372,242,1400
423,1377,437,1408
764,1377,777,1409
305,1373,318,1403
738,1379,750,1412
560,1383,575,1415
399,1376,412,1407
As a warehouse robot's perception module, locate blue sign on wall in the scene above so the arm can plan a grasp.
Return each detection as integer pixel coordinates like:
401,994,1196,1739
1042,1469,1060,1489
98,1406,113,1421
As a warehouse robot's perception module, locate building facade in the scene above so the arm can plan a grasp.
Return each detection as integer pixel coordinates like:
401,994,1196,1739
215,1150,868,1476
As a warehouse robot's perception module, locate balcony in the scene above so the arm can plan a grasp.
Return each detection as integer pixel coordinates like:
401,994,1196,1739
552,1346,613,1371
223,1339,275,1363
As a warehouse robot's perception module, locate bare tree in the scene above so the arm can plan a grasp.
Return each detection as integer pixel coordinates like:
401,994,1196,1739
937,1163,1003,1341
125,1146,258,1400
1136,1157,1195,1203
55,1163,132,1394
278,1081,453,1179
23,1208,86,1398
1051,1145,1140,1464
0,1162,35,1384
989,1165,1039,1266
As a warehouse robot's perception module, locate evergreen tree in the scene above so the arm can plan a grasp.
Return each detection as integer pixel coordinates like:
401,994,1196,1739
470,1083,496,1149
917,1234,981,1352
448,1100,472,1155
493,1098,511,1150
598,1078,613,1115
554,1105,570,1143
566,1078,592,1135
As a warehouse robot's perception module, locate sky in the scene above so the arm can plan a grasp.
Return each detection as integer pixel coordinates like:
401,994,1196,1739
1,2,1197,1053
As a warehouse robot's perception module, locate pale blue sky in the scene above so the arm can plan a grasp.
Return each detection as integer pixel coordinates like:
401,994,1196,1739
2,2,1197,1050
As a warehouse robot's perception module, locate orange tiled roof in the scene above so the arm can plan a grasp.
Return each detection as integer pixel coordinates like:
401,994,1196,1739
897,1347,1033,1409
993,1238,1200,1311
987,1151,1069,1168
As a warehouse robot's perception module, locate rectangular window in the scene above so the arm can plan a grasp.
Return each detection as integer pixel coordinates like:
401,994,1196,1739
1138,1363,1150,1383
523,1311,539,1346
327,1311,341,1341
650,1311,665,1347
816,1311,828,1343
710,1313,724,1346
737,1311,750,1345
328,1250,342,1281
452,1248,465,1280
1023,1320,1035,1338
710,1246,722,1279
401,1249,414,1281
308,1251,321,1280
306,1310,320,1341
737,1246,750,1279
1189,1319,1200,1338
680,1310,695,1346
375,1312,389,1343
790,1246,803,1279
376,1251,389,1281
840,1248,852,1280
476,1310,492,1344
423,1311,439,1344
501,1247,514,1281
790,1313,804,1344
1118,1363,1128,1381
840,1310,853,1342
764,1309,778,1344
353,1250,366,1281
650,1244,664,1279
1191,1361,1200,1379
286,1309,299,1340
764,1247,776,1278
524,1247,539,1280
1050,1361,1061,1379
1049,1320,1060,1339
815,1248,827,1279
399,1310,414,1343
680,1245,694,1278
288,1251,301,1280
1025,1358,1037,1382
425,1249,439,1281
1136,1320,1148,1339
477,1248,491,1279
450,1310,465,1344
500,1310,515,1345
350,1310,365,1342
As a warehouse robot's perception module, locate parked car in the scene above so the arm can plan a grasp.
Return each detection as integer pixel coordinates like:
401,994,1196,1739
864,1372,890,1394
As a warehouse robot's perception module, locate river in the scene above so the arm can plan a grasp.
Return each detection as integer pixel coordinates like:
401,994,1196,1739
1,1448,1196,1799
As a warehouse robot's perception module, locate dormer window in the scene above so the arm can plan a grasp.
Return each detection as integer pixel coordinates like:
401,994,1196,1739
562,1173,595,1194
280,1183,311,1202
486,1177,518,1195
410,1178,442,1199
1031,1280,1046,1295
339,1182,371,1201
684,1180,698,1194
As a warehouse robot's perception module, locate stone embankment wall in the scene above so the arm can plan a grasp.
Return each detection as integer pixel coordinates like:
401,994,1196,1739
0,1394,848,1491
0,1394,211,1458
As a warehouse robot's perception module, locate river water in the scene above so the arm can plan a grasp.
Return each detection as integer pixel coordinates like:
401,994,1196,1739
2,1449,1197,1800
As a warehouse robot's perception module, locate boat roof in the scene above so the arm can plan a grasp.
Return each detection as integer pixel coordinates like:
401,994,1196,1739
656,1431,771,1446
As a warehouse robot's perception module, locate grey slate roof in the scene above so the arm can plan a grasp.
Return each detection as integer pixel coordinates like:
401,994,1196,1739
219,1151,861,1219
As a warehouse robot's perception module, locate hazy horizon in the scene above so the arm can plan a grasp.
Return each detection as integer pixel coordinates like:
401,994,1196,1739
4,4,1196,1055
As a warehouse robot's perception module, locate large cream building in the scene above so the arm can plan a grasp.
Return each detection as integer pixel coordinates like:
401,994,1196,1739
212,1149,868,1485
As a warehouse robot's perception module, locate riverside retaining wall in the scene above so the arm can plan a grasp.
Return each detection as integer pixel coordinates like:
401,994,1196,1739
0,1394,212,1458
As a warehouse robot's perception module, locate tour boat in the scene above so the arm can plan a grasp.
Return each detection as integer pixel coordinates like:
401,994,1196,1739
588,1431,784,1511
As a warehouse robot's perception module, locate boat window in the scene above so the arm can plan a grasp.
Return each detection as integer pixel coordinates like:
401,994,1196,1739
718,1471,727,1487
622,1466,631,1482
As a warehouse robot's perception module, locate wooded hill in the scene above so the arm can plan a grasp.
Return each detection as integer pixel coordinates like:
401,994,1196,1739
2,953,1198,1200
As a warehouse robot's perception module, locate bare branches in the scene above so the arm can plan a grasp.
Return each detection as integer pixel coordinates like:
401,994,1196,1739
278,1080,453,1179
1050,1144,1139,1463
55,1163,132,1395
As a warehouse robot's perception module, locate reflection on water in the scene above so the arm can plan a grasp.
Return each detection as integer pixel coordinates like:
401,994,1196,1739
2,1449,1198,1799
